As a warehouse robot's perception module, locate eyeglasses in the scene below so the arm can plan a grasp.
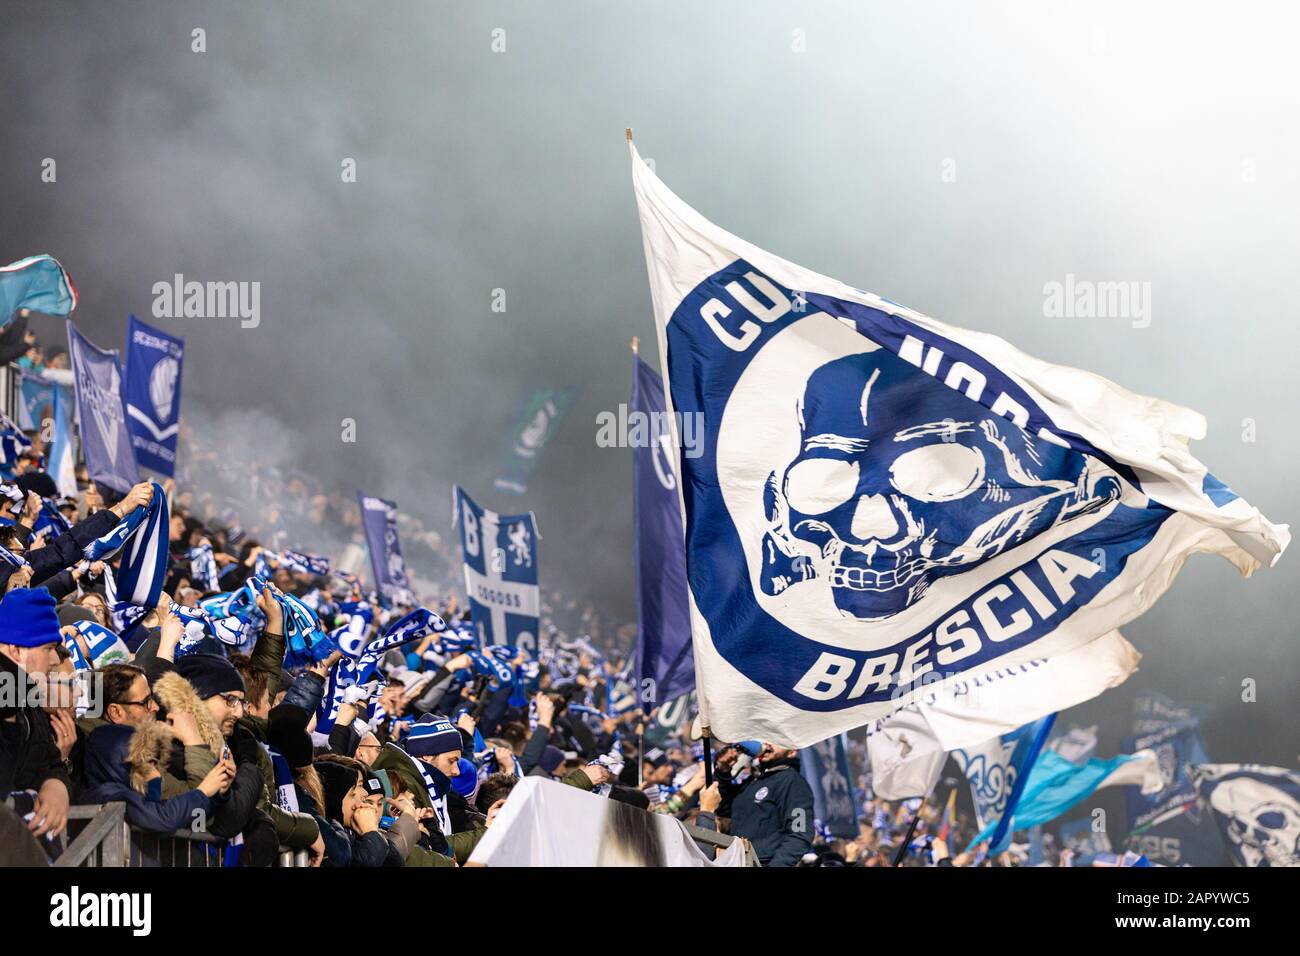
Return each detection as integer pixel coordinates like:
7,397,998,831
216,693,247,711
119,693,159,710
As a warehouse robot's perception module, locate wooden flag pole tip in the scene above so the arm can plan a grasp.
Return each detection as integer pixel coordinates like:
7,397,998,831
630,335,639,355
625,127,634,142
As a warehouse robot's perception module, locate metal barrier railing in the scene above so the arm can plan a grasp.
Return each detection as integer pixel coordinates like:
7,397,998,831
54,803,129,867
53,803,310,867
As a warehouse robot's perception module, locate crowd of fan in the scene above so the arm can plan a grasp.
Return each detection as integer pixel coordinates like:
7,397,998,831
1,323,1057,869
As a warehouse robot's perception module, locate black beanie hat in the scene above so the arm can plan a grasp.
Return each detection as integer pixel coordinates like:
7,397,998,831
316,760,360,822
175,653,245,700
267,704,313,769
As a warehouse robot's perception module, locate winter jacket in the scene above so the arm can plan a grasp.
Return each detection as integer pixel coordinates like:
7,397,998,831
5,659,72,797
705,757,813,867
0,507,117,591
80,723,211,835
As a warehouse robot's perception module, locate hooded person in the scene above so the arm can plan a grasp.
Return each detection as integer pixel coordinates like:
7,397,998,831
698,742,815,867
174,652,320,853
79,722,224,863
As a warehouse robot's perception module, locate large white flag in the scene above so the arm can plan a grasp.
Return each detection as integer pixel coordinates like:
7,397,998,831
868,628,1139,799
629,138,1287,748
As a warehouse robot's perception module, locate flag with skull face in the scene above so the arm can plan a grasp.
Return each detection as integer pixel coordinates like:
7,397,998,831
1191,764,1300,867
628,140,1289,748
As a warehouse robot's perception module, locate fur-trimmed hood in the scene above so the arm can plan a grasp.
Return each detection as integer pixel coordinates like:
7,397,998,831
152,670,225,755
125,720,177,793
84,721,176,795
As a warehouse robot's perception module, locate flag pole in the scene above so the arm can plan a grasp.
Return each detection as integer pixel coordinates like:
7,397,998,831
630,335,639,355
892,788,931,867
702,726,714,786
636,717,645,786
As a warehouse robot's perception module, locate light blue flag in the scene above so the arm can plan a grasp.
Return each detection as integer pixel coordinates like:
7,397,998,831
956,713,1056,854
18,370,54,431
969,748,1162,850
48,385,77,498
1,255,77,329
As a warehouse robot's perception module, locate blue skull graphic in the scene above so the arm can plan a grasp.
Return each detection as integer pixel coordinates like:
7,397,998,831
759,347,1122,621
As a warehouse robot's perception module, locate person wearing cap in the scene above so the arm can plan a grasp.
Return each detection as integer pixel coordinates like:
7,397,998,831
312,755,401,867
0,588,72,839
698,741,815,867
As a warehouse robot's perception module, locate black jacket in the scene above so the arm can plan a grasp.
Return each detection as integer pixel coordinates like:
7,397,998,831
2,656,72,797
717,757,814,867
0,507,118,591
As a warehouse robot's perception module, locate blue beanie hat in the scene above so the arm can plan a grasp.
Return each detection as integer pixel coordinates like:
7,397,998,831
0,589,61,648
539,745,566,774
405,717,462,758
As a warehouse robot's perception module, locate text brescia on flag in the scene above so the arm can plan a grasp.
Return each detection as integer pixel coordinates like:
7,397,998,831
628,139,1288,747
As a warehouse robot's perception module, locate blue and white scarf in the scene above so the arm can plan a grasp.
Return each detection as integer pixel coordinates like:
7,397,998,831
33,499,71,540
245,576,331,669
110,601,151,643
0,541,29,569
279,549,330,576
263,743,300,813
188,542,219,592
587,732,624,797
170,604,216,657
84,482,169,608
467,651,514,689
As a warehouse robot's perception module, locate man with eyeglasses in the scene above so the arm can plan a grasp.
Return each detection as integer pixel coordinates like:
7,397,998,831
174,607,322,858
99,664,160,728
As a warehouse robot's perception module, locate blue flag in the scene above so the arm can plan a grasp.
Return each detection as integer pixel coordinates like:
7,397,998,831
493,388,573,494
955,713,1056,853
67,321,139,495
969,747,1161,849
1190,764,1300,868
454,486,539,651
632,356,694,707
17,370,54,432
357,492,414,606
47,385,77,498
628,139,1287,747
123,314,184,476
1123,717,1210,830
801,732,859,839
1,255,77,330
1126,802,1228,867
